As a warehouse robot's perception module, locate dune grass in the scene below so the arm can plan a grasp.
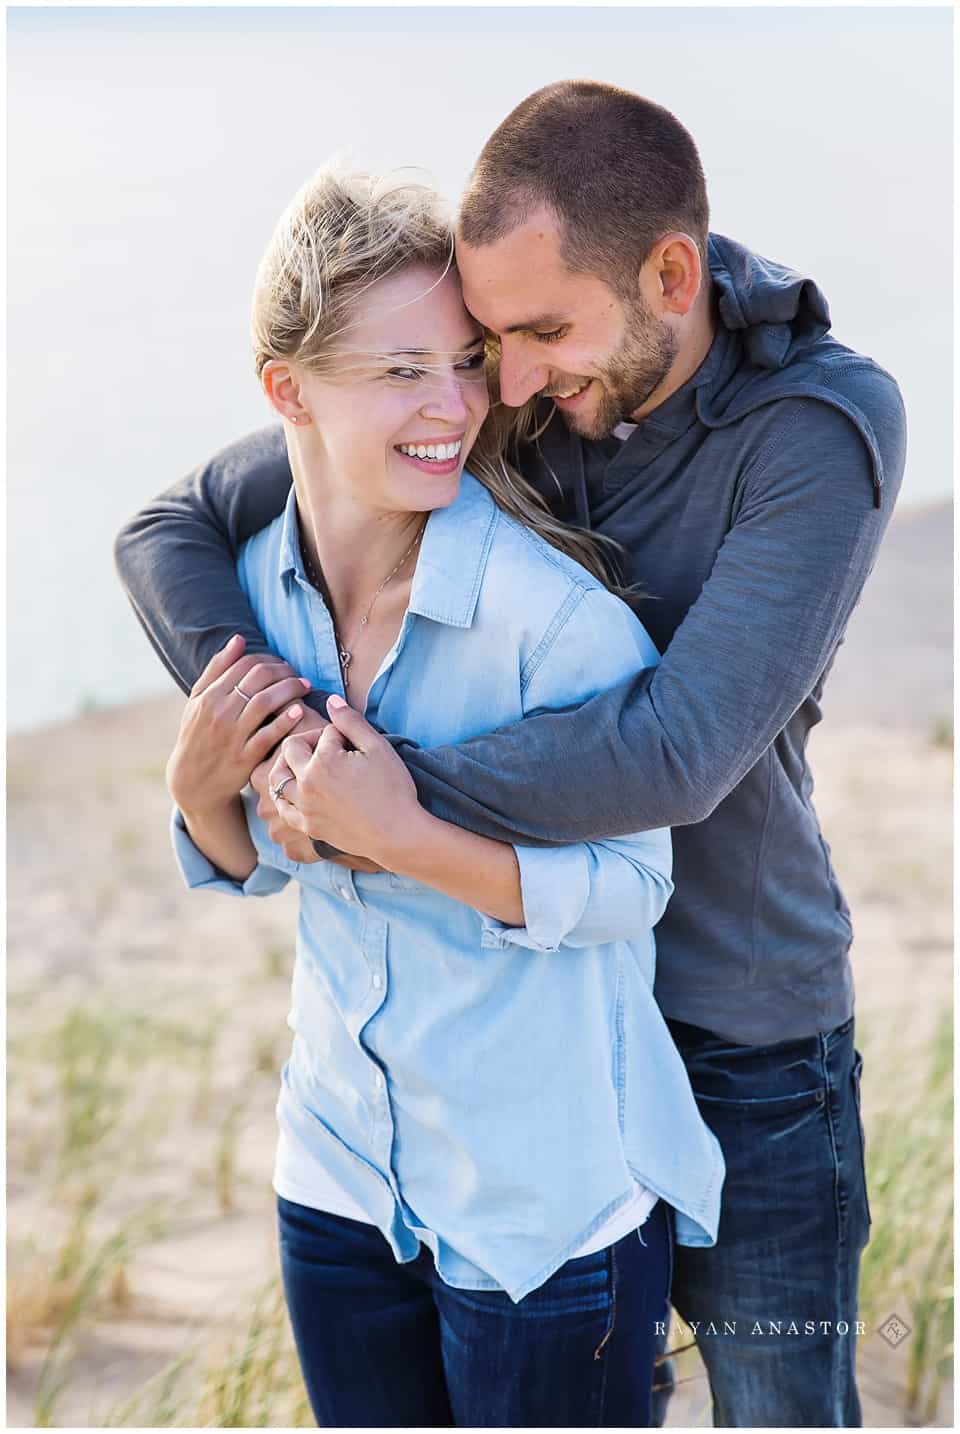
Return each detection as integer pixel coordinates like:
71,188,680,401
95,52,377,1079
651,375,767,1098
857,1009,954,1424
8,976,951,1427
92,1281,312,1429
31,1205,173,1428
6,708,952,1427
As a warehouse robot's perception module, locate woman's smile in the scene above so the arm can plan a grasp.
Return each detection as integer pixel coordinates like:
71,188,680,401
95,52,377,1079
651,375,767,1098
394,434,465,476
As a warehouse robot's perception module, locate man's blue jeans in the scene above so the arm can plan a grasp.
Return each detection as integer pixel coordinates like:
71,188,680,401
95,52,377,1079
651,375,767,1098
654,1014,871,1428
277,1193,672,1427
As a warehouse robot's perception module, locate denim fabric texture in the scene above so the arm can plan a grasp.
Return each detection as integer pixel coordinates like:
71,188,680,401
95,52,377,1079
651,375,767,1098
172,474,724,1302
116,234,907,1047
278,1195,673,1427
651,1015,870,1428
116,232,899,1423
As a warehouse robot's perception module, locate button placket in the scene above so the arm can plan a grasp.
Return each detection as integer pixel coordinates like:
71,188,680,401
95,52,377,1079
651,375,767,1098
296,578,345,698
361,911,388,1010
359,918,395,1173
364,613,411,722
333,870,359,904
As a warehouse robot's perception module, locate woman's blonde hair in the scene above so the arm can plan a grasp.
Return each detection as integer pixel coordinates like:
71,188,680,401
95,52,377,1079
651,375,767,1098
252,164,635,599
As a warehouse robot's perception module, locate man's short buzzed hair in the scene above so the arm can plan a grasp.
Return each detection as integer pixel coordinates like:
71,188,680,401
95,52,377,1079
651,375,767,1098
459,80,709,300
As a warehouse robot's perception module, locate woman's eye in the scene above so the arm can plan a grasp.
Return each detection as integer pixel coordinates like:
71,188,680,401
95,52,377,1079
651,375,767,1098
386,367,424,382
456,352,486,371
535,328,567,344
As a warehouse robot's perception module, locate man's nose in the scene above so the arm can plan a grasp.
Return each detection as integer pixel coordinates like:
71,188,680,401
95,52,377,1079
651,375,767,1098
497,343,546,408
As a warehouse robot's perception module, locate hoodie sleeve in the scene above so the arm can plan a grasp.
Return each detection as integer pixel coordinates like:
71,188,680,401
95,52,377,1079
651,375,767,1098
113,425,332,719
113,380,906,844
394,383,906,840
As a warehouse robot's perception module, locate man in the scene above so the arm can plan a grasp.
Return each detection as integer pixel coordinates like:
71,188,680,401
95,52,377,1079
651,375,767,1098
116,81,905,1426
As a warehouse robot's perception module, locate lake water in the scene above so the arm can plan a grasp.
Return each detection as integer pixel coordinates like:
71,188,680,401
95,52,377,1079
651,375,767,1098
8,8,952,732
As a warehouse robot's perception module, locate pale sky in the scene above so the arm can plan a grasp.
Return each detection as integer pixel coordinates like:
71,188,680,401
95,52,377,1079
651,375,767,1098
7,5,953,727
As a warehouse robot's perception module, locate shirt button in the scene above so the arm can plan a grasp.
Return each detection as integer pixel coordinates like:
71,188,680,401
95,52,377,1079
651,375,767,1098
337,884,352,901
375,1072,384,1090
372,973,382,989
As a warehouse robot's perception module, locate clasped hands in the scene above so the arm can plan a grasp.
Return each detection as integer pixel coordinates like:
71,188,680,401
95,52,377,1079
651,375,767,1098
254,693,423,874
168,634,423,874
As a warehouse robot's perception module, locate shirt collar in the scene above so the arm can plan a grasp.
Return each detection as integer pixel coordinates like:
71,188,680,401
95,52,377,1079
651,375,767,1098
278,487,308,586
276,472,498,630
407,472,498,628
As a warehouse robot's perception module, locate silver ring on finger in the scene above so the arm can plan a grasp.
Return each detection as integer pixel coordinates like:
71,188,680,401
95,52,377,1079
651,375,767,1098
233,683,252,703
272,776,295,804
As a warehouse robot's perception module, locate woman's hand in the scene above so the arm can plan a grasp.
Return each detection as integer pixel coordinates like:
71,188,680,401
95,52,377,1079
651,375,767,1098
167,634,312,815
250,707,386,870
267,695,424,866
267,696,523,922
251,707,329,864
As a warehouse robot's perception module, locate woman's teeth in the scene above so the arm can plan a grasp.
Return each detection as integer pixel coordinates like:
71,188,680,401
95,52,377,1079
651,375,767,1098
397,441,462,461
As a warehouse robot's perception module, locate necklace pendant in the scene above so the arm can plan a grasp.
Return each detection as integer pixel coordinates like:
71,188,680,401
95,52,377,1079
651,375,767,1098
339,648,352,669
359,615,368,626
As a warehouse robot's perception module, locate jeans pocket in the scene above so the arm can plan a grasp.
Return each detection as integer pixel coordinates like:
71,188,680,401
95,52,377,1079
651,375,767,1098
851,1050,872,1228
692,1082,827,1121
680,1029,826,1116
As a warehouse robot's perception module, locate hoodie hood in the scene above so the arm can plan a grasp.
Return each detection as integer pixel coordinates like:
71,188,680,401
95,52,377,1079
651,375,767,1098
691,234,893,505
707,233,832,370
531,234,899,518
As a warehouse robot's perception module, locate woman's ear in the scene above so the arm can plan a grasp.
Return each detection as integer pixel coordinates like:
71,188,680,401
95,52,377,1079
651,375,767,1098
261,361,311,426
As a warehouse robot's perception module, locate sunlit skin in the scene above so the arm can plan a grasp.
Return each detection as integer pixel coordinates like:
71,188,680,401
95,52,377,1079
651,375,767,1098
174,263,529,911
252,265,491,865
253,221,715,861
456,205,717,439
246,265,526,915
261,265,490,621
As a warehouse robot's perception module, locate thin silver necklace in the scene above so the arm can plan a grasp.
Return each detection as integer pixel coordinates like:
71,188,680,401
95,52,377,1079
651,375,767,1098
300,520,426,692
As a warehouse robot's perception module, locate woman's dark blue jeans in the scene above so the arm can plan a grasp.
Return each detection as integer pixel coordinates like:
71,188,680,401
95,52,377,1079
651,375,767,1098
277,1194,673,1427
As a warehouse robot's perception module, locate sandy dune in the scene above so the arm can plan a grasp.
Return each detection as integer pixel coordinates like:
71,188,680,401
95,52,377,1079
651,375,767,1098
6,501,951,1427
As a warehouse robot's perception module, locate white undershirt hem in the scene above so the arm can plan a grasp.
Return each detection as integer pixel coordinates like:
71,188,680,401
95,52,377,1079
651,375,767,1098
273,1125,658,1263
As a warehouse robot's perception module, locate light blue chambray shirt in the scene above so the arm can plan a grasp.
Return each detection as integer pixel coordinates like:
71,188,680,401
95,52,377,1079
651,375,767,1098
172,472,724,1302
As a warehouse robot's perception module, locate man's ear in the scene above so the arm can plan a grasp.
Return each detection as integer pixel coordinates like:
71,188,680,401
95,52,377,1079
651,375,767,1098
641,232,703,318
261,360,311,425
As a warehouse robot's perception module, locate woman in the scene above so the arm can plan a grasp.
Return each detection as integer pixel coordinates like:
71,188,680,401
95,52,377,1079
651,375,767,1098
163,165,723,1428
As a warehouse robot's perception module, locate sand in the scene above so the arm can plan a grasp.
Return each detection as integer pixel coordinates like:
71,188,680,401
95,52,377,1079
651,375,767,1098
6,502,952,1427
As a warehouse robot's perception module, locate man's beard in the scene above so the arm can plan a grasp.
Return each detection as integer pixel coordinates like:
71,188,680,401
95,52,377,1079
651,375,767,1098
555,297,678,440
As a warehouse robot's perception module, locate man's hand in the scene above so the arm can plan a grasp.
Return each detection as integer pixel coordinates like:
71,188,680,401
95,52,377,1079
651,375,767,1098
268,695,424,867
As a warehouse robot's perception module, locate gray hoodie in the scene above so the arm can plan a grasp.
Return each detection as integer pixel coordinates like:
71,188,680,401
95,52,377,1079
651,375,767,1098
115,234,907,1044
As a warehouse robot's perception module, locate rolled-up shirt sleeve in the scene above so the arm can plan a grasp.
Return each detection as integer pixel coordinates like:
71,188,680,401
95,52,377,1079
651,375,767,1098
478,582,673,952
480,828,673,952
170,797,292,898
